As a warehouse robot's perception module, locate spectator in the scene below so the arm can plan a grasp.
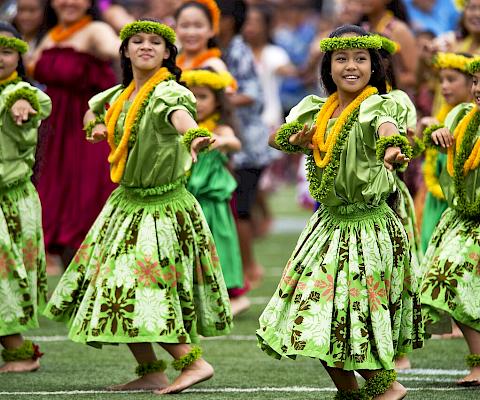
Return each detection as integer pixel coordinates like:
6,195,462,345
404,0,460,36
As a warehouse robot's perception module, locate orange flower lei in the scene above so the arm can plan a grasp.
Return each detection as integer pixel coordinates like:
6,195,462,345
312,86,378,168
177,48,222,70
447,106,480,176
49,16,92,43
423,103,453,199
105,67,172,183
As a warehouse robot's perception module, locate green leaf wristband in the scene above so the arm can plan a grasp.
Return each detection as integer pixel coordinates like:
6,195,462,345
5,87,40,120
376,134,413,165
183,127,212,151
84,114,106,140
274,120,308,153
423,124,445,148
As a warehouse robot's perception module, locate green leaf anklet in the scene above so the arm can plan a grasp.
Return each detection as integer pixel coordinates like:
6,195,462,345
466,354,480,368
172,346,202,371
363,370,397,398
334,388,370,400
135,360,168,377
1,340,42,362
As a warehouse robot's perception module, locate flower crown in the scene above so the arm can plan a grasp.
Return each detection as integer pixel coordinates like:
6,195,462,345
376,35,400,55
119,21,176,45
185,0,221,34
468,57,480,74
434,52,471,72
181,69,236,91
0,35,28,54
319,35,382,52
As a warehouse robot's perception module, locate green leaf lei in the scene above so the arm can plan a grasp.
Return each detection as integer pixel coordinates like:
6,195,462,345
334,388,370,400
466,354,480,368
306,107,359,202
376,134,413,163
451,109,480,218
120,21,176,45
182,127,212,150
5,87,40,116
0,77,21,94
1,340,34,362
84,114,105,139
320,35,382,52
467,58,480,74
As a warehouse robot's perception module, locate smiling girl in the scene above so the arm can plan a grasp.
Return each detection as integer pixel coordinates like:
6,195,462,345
258,25,423,399
43,19,232,394
420,57,480,387
0,22,51,373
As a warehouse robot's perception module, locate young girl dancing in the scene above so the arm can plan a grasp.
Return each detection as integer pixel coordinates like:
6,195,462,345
421,57,480,387
43,20,232,394
257,25,423,399
0,22,51,373
182,68,246,314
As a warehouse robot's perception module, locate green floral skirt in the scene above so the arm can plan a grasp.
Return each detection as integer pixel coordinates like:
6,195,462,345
0,179,47,336
44,185,233,347
257,202,424,371
421,208,480,331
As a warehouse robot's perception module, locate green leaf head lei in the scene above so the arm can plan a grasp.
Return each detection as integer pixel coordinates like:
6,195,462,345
119,21,176,45
467,57,480,75
319,35,382,52
0,35,28,54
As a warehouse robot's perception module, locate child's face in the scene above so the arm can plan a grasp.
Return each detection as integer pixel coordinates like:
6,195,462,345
51,0,91,25
15,0,44,37
464,0,480,36
190,85,217,122
176,6,214,54
472,72,480,108
331,47,372,96
440,68,472,106
0,32,19,80
126,33,169,73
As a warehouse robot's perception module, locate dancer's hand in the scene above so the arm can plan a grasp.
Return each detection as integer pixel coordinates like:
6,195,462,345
10,99,37,126
87,123,108,143
384,147,410,171
289,123,315,150
432,127,454,148
191,136,214,162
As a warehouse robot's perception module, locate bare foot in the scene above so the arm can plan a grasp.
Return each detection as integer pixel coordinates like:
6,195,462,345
245,263,264,289
374,381,407,399
108,372,169,391
457,366,480,386
395,356,411,370
153,358,214,394
0,359,40,373
230,295,251,316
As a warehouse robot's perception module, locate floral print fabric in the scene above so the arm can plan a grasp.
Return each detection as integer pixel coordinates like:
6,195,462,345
257,203,423,370
44,186,233,346
0,180,47,336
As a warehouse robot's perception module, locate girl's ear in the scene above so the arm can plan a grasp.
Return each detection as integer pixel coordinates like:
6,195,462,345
163,47,170,60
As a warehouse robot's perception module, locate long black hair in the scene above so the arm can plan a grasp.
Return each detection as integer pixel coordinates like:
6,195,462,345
320,25,387,95
174,2,219,49
0,21,27,79
42,0,101,31
119,18,182,86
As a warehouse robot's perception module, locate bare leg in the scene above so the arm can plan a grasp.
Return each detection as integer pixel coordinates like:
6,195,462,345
321,363,359,391
237,218,264,288
394,355,411,370
108,343,169,391
0,334,40,373
154,344,213,395
357,370,407,400
455,321,480,385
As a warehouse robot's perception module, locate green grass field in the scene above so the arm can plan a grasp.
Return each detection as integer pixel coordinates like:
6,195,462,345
1,186,479,399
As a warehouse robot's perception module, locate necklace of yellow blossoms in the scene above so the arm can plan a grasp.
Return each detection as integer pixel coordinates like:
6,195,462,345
423,103,453,199
447,106,480,177
198,112,220,132
105,67,173,183
312,86,377,168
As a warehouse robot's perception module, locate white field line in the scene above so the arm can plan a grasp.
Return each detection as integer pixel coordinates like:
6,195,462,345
0,386,475,396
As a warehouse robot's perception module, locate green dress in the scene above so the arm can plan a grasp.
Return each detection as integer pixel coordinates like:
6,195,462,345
387,89,423,280
43,80,233,346
257,94,424,371
0,81,52,336
187,149,243,290
421,103,480,332
421,153,448,252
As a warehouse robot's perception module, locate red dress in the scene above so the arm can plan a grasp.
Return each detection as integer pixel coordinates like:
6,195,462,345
34,47,117,251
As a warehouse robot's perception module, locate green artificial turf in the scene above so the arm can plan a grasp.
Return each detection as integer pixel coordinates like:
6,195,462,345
1,185,478,399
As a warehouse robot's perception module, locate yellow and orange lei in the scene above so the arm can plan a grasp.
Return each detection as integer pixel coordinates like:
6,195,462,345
105,67,172,183
177,48,222,70
312,86,378,168
423,103,453,199
49,16,92,43
447,106,480,176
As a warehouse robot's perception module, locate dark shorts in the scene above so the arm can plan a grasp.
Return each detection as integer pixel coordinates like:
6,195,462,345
234,167,264,220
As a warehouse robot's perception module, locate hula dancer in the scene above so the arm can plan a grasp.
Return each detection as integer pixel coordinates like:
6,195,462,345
182,68,247,314
0,22,51,373
258,25,423,399
420,56,480,387
43,20,232,394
